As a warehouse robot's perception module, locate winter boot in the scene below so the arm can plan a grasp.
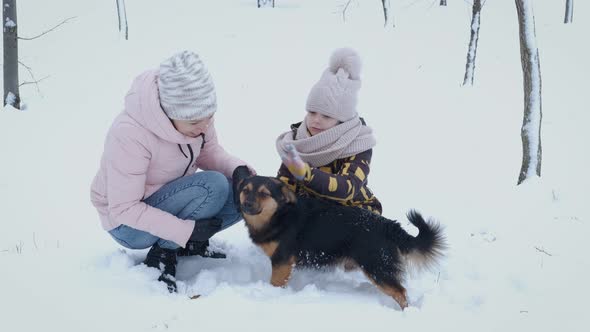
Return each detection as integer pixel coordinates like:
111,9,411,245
177,239,226,259
143,244,178,293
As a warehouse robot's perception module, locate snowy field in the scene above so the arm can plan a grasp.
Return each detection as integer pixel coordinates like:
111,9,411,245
1,1,589,331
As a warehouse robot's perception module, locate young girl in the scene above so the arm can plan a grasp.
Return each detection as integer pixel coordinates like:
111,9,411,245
91,50,253,292
275,48,382,215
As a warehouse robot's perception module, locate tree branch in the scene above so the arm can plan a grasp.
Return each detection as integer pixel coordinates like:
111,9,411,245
534,246,552,256
19,77,50,88
18,16,77,41
18,61,48,93
341,0,353,22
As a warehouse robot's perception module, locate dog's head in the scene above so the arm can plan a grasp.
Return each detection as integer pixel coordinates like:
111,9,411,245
232,166,297,229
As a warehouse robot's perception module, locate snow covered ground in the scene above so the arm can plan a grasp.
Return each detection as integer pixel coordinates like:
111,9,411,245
1,1,589,331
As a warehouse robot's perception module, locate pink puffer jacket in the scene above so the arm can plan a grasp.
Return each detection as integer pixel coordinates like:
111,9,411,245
90,70,246,247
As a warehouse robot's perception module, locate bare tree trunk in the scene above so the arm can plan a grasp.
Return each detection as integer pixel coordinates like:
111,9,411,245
257,0,275,8
3,0,20,109
440,0,447,6
116,0,128,40
515,0,542,185
381,0,395,28
462,0,482,86
564,0,573,24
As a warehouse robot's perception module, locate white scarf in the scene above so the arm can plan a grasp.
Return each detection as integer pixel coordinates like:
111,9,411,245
276,116,377,167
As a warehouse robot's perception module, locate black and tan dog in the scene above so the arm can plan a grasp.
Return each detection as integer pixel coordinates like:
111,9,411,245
232,166,446,309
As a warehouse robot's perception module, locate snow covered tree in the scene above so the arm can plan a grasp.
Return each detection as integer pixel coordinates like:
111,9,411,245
440,0,447,6
381,0,394,28
3,0,20,109
462,0,483,86
2,2,73,110
564,0,573,24
515,0,543,185
116,0,128,40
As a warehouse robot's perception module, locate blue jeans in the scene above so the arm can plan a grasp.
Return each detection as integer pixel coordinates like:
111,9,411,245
108,171,241,250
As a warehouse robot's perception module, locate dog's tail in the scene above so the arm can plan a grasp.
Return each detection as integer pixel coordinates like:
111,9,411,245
400,210,447,273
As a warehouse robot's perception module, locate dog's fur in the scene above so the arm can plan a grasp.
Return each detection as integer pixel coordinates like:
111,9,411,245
232,166,446,309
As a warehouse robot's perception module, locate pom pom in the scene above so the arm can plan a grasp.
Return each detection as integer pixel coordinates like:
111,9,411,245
328,48,361,80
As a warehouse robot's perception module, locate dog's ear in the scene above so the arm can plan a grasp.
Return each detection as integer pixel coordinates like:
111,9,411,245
233,165,252,182
232,166,252,191
232,166,253,208
270,178,283,185
281,185,297,204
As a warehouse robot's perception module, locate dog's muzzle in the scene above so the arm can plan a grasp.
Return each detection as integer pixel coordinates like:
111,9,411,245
240,201,261,215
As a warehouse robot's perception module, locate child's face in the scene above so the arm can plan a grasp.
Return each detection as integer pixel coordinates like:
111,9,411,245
171,115,213,138
305,112,340,136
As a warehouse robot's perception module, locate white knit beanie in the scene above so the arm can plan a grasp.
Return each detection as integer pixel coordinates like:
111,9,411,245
305,48,362,122
157,50,217,121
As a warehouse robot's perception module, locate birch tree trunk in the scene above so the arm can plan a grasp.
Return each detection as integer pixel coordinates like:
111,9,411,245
440,0,447,6
564,0,573,24
116,0,128,40
382,0,395,28
515,0,543,185
3,0,20,108
462,0,482,86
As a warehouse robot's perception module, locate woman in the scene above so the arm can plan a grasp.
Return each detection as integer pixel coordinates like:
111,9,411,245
91,50,253,292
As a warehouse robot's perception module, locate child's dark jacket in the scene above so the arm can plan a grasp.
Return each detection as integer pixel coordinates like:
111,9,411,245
277,122,382,215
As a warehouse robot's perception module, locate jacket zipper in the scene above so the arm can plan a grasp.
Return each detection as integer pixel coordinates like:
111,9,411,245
178,133,205,176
